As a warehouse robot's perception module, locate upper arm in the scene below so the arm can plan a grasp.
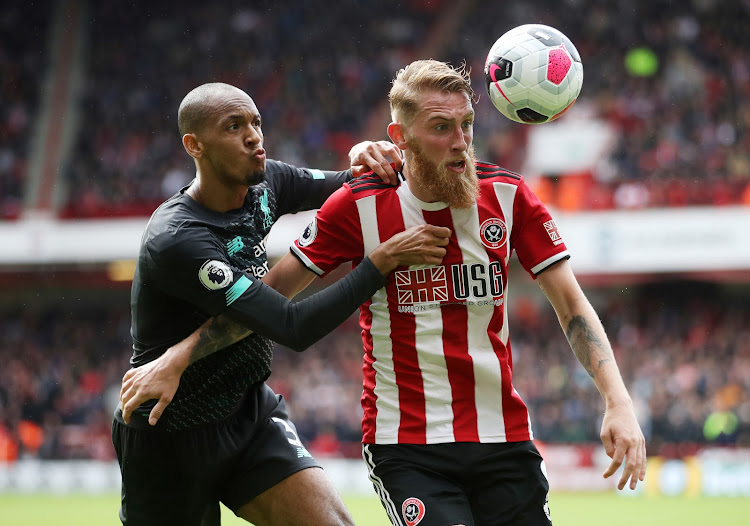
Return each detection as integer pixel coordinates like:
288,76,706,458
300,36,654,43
147,227,251,318
536,259,588,320
267,160,351,214
511,177,570,277
262,251,317,299
290,186,364,276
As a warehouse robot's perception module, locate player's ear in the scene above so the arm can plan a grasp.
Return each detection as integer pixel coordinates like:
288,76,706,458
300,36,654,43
388,122,408,150
182,133,203,159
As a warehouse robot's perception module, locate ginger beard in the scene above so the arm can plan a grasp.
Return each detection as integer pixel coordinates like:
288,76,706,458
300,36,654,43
405,140,479,209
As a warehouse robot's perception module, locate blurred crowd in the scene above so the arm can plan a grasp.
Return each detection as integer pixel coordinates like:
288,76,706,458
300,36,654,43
2,0,750,218
1,282,747,462
0,2,52,219
455,0,750,210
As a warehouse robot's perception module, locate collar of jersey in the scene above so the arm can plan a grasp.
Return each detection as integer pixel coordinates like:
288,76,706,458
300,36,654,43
397,176,449,211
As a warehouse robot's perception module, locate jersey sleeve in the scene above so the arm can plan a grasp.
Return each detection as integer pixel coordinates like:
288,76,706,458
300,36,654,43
290,184,364,276
511,178,570,278
265,159,352,215
145,225,385,352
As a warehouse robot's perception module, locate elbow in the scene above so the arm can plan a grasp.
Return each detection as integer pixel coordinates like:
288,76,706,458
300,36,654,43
287,340,309,353
276,326,312,353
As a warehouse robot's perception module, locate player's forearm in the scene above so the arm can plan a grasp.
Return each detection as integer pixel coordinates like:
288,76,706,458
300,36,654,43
175,262,310,366
563,305,631,407
186,315,252,365
155,316,252,375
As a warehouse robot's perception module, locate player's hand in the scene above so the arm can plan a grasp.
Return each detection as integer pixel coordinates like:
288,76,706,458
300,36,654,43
600,402,647,490
369,224,451,274
119,352,183,426
349,140,403,184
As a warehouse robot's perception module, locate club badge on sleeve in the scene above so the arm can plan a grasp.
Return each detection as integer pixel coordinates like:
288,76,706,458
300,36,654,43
298,217,318,247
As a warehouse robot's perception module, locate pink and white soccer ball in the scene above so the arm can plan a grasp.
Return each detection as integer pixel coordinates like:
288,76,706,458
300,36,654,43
484,24,583,124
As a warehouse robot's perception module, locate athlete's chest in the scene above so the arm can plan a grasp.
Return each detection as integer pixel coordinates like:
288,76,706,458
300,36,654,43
214,186,278,279
383,211,510,311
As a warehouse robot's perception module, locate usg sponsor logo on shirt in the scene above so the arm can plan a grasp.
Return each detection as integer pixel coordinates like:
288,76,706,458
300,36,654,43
199,260,233,290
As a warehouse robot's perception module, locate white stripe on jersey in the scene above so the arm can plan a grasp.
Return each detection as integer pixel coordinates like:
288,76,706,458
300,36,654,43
493,182,537,439
355,195,380,256
398,192,455,443
451,205,508,440
357,195,402,442
493,182,518,347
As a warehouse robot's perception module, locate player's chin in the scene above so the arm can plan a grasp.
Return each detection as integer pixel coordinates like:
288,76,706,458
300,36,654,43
246,170,266,186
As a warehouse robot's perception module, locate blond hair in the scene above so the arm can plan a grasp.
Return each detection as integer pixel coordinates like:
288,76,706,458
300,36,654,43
389,59,475,124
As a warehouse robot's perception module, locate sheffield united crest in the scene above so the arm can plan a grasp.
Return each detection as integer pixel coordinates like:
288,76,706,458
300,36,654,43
479,218,508,249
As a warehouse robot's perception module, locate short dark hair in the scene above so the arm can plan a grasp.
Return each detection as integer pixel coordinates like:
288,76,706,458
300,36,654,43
177,82,239,136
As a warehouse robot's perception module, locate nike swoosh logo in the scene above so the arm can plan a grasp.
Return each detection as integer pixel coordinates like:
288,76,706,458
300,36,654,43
489,63,514,105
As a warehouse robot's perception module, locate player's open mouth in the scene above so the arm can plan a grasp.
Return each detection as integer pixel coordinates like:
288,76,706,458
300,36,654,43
448,160,466,172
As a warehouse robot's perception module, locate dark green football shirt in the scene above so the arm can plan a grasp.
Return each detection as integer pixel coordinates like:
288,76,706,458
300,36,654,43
122,161,384,431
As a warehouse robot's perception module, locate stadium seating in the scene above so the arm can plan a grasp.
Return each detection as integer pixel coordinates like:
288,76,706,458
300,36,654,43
0,281,747,460
1,0,749,463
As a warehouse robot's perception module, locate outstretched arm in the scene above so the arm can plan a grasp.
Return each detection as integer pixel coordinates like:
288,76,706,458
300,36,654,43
536,259,646,490
120,224,450,425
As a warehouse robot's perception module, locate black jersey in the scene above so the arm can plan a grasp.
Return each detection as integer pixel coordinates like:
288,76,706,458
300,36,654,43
125,160,380,431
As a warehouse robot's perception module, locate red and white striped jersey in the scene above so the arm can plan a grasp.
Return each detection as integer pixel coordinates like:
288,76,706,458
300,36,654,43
291,162,569,445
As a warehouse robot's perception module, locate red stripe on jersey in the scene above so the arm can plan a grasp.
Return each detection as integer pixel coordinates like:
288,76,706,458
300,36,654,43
360,297,377,444
498,338,531,441
478,188,532,441
423,208,480,442
378,193,426,444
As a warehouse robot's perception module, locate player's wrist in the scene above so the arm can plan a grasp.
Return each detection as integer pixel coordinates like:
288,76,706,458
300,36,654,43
367,246,398,276
603,390,633,410
163,337,193,374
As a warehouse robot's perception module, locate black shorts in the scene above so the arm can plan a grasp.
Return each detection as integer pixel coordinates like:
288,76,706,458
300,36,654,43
363,441,552,526
111,383,320,526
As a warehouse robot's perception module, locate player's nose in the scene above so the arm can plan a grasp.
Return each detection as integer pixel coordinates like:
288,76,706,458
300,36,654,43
245,124,262,146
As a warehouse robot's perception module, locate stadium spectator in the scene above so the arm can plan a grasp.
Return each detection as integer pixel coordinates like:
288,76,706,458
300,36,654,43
0,281,748,461
59,1,750,215
0,2,53,218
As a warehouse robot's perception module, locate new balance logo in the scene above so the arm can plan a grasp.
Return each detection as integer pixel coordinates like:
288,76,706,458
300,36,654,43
227,236,244,256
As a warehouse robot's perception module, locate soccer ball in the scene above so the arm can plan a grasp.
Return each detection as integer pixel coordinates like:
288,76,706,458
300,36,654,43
484,24,583,124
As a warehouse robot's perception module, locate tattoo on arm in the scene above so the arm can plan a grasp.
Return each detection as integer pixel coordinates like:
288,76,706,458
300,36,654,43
189,315,252,365
565,315,612,378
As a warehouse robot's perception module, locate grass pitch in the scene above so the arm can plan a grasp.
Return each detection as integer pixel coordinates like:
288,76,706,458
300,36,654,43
0,492,746,525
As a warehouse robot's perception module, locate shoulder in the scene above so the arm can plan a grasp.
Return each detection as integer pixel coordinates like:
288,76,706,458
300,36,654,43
143,197,213,254
475,161,524,186
264,159,295,175
345,172,399,199
264,159,319,180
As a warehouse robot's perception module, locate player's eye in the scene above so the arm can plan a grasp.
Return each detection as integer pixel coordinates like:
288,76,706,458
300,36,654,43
435,124,448,131
462,120,473,129
228,123,239,131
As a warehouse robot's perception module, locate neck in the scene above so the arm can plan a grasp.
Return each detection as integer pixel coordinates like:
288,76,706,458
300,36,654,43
187,171,248,212
403,158,438,203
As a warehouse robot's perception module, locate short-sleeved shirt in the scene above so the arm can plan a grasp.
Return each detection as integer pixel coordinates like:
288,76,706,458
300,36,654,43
291,162,570,445
125,160,351,431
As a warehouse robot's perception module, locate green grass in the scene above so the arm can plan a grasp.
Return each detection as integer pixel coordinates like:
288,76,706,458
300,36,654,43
0,492,746,525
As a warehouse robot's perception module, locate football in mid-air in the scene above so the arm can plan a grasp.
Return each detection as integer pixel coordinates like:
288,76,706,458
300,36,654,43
484,24,583,124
